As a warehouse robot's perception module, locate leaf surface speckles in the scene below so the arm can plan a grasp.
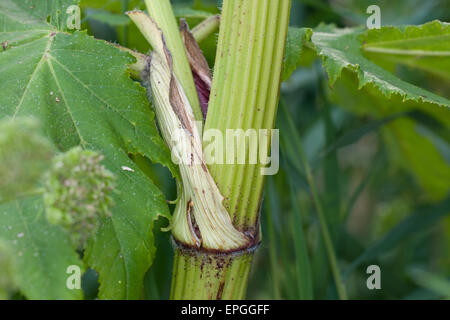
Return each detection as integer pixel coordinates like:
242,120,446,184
0,1,175,299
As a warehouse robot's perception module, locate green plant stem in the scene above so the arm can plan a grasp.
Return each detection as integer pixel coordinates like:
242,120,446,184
191,15,220,43
144,0,203,123
167,0,291,300
205,0,291,230
170,244,254,300
306,166,348,299
288,179,314,299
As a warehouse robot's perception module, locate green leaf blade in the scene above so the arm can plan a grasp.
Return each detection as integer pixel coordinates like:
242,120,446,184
282,27,313,81
0,197,84,299
362,21,450,80
0,22,174,299
1,0,79,32
311,26,450,108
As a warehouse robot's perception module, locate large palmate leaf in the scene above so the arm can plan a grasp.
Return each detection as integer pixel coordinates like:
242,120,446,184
0,0,78,33
310,23,450,108
0,197,83,299
362,21,450,81
0,1,175,299
284,22,450,108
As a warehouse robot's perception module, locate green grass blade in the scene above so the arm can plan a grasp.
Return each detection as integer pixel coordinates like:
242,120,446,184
279,101,348,299
342,151,385,221
287,176,314,299
407,267,450,299
264,178,281,299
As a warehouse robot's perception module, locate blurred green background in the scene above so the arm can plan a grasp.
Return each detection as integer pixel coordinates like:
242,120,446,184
79,0,450,300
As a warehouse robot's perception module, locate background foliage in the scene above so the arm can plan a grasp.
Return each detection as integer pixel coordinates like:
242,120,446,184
0,0,449,300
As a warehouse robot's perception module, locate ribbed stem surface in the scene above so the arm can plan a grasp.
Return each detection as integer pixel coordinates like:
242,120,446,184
169,0,291,299
205,0,291,230
171,244,254,300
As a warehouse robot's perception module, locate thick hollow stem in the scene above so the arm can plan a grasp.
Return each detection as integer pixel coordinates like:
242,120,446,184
170,241,256,300
130,0,291,300
205,0,291,231
168,0,291,300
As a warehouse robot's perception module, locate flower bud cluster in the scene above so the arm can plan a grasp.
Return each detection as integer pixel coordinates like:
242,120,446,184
44,147,115,247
